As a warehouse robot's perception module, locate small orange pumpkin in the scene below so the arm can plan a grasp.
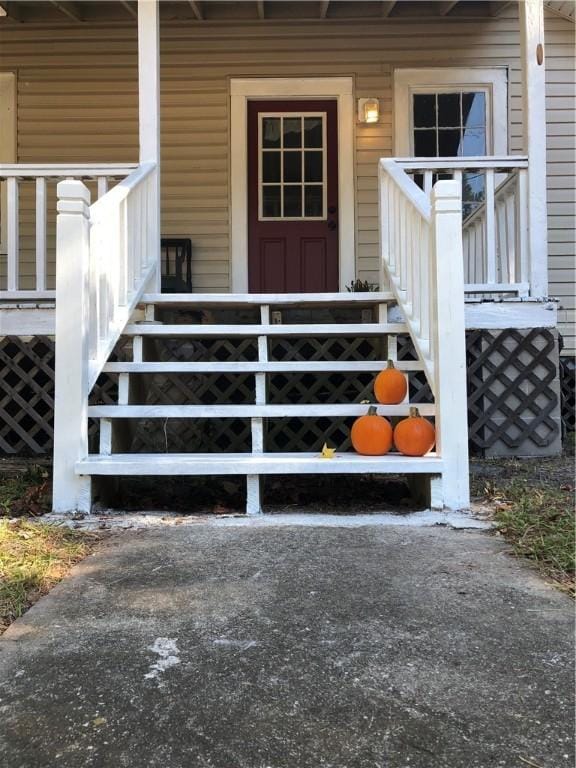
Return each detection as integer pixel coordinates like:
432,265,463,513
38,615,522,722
374,360,408,405
351,405,393,456
394,407,436,456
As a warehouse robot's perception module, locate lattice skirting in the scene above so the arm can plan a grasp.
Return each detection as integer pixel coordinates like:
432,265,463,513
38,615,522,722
0,329,563,457
560,356,575,435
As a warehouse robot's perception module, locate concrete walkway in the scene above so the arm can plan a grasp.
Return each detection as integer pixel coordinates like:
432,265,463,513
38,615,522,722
0,523,573,768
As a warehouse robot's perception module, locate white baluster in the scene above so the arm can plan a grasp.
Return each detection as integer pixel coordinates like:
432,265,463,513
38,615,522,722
505,187,517,285
6,177,18,291
517,168,529,289
35,177,47,292
485,169,496,284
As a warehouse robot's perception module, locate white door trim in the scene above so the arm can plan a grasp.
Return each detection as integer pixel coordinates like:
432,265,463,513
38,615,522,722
393,67,509,156
230,77,355,293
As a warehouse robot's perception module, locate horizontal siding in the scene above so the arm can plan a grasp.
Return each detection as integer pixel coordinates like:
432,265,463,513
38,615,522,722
0,9,574,350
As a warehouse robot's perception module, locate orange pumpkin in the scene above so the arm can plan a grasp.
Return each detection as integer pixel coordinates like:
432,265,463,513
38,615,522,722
394,407,436,456
351,405,393,456
374,360,408,405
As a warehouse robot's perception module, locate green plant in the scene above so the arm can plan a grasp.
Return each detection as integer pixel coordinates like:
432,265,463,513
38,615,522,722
345,279,379,292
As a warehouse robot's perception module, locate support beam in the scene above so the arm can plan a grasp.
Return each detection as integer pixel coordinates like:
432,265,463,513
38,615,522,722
120,1,137,19
256,1,265,19
519,0,549,297
437,1,459,16
319,1,330,19
138,0,161,290
50,1,83,22
381,1,397,17
188,1,202,20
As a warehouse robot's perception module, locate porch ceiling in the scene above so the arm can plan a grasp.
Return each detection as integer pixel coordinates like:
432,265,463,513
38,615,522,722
0,1,519,24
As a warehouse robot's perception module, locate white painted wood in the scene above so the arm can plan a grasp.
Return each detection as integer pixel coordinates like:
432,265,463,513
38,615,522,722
393,68,509,157
484,169,497,284
464,299,557,329
464,282,530,294
0,307,55,335
141,291,395,306
99,419,113,456
35,178,47,292
132,335,143,362
122,322,407,337
87,162,158,390
230,77,355,292
430,181,470,510
138,0,161,291
0,164,137,177
97,176,108,199
102,360,425,374
246,475,263,515
397,157,528,172
519,0,549,298
76,452,444,477
118,373,130,405
87,403,437,419
517,169,530,292
52,179,92,513
6,177,18,292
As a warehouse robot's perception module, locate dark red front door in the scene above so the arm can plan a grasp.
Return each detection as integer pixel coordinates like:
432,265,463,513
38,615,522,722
248,100,339,293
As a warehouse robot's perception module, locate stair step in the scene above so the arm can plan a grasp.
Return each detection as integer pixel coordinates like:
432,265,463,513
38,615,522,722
87,404,435,419
102,360,424,374
123,323,407,338
140,292,395,308
76,452,443,477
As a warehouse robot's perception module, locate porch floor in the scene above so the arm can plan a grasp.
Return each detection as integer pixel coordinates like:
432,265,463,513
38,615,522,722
1,523,573,768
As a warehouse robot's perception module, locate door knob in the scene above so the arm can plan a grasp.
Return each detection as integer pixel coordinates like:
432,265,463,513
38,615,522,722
327,219,337,231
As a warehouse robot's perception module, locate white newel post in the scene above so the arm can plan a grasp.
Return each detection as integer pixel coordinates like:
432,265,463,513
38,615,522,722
138,0,161,291
52,181,92,513
431,181,470,510
519,0,548,297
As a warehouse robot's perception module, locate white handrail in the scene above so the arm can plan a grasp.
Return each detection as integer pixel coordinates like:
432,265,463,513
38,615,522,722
379,159,470,509
86,161,157,391
52,162,159,512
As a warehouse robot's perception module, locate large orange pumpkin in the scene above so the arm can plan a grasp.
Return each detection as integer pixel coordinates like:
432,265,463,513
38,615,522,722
374,360,408,405
351,405,393,456
394,407,436,456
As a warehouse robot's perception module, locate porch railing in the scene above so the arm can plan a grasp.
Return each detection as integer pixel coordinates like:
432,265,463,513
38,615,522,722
0,163,138,300
379,159,470,509
52,161,159,510
395,157,530,297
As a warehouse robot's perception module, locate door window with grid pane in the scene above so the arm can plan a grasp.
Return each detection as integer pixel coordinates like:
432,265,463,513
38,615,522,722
259,113,326,220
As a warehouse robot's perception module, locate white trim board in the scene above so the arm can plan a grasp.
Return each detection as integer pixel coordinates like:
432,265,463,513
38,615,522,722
1,301,556,337
393,67,509,156
229,77,356,292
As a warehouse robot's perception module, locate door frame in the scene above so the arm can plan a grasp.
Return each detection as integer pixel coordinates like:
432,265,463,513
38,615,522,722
230,77,355,293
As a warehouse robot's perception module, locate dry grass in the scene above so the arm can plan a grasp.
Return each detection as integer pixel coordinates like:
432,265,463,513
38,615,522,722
0,520,100,632
472,454,575,596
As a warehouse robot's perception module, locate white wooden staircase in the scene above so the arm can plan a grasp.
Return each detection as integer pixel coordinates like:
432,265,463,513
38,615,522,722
77,291,443,514
51,163,470,515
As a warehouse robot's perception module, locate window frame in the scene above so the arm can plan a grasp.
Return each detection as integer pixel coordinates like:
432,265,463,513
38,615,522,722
393,68,508,157
258,111,328,222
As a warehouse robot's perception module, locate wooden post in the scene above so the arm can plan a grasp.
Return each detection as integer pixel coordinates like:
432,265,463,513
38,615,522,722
138,0,161,291
431,180,470,510
519,0,548,298
52,180,92,513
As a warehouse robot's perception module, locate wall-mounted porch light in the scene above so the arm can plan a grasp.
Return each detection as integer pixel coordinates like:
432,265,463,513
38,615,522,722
358,97,380,124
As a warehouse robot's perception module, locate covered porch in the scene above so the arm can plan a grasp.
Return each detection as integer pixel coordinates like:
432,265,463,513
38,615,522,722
0,0,566,513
